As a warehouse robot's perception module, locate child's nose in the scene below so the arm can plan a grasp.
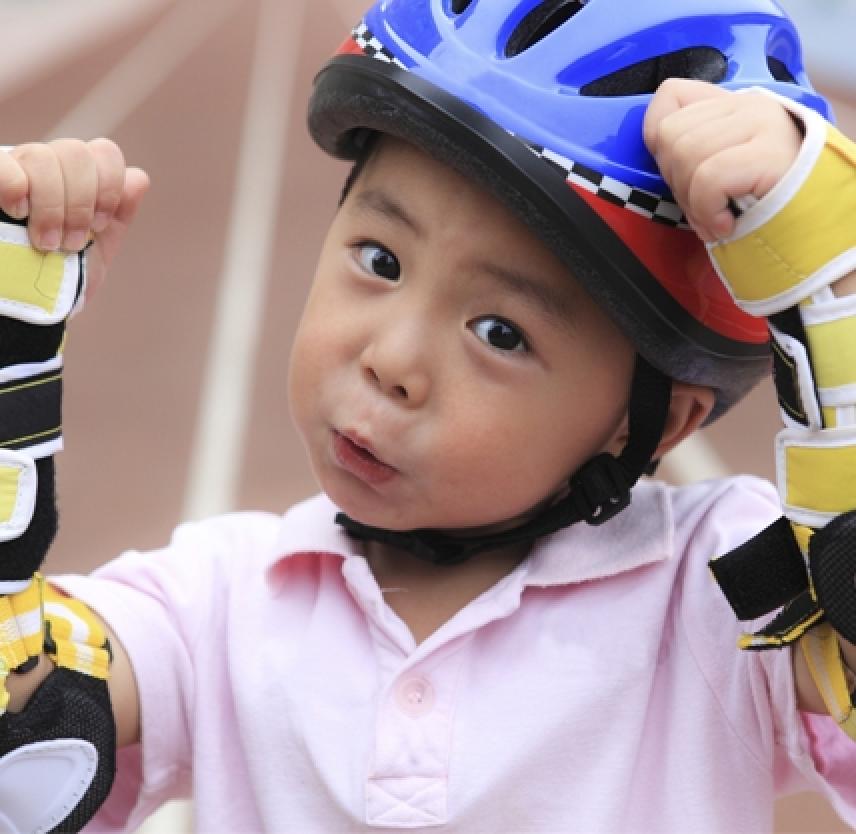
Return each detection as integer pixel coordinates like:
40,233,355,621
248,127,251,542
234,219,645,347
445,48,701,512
359,326,430,406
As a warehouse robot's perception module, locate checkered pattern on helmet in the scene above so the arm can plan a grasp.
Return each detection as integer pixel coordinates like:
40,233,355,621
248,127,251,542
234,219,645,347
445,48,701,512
350,21,687,229
352,23,407,70
525,143,688,228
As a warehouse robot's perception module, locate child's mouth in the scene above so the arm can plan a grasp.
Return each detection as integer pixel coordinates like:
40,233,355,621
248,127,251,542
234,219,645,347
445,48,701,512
332,431,398,485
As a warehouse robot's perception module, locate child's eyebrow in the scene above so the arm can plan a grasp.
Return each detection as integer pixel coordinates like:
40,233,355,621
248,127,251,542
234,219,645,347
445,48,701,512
351,189,423,236
474,261,574,326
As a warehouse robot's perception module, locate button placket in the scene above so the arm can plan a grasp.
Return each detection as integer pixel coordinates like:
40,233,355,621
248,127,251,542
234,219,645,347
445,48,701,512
366,644,470,827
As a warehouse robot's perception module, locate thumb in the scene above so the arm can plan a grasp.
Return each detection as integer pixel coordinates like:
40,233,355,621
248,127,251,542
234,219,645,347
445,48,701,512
84,167,150,301
114,166,150,228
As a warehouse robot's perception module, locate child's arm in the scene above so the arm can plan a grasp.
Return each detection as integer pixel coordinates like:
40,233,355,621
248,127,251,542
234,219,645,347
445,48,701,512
0,140,147,830
5,611,141,746
644,79,856,716
0,140,146,746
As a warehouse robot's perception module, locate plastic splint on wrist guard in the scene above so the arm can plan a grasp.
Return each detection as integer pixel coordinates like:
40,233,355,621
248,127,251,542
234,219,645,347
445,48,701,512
0,577,114,834
708,89,856,317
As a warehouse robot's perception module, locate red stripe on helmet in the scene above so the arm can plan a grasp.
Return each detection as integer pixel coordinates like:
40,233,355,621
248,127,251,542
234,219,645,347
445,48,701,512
570,184,768,345
336,36,364,57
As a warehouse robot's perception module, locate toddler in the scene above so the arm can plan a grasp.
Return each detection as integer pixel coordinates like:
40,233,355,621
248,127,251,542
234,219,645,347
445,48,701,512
2,1,856,832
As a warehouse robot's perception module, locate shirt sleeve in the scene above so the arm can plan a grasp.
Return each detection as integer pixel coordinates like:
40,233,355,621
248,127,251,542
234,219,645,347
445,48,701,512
51,511,281,832
676,476,856,829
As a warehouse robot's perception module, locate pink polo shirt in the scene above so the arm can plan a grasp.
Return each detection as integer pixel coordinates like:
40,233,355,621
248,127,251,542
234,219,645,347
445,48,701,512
57,476,856,833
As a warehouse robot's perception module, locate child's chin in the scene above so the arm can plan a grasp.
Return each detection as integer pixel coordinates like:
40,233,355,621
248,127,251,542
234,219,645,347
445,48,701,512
322,482,411,530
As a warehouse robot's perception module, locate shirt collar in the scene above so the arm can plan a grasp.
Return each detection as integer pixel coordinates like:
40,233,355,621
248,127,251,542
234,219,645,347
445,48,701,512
522,479,673,586
267,480,673,587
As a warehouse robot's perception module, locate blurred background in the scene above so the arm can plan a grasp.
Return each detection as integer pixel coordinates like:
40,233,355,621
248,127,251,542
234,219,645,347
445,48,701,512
0,0,852,830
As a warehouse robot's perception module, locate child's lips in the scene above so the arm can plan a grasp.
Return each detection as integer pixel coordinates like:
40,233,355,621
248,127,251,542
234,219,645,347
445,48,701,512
332,430,398,485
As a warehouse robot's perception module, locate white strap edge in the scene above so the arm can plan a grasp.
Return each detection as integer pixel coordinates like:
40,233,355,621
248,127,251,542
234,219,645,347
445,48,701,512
0,450,37,542
802,291,856,324
819,384,856,408
0,577,32,594
0,355,62,386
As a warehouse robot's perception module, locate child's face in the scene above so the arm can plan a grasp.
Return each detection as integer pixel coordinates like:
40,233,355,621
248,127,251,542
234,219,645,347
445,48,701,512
289,137,636,534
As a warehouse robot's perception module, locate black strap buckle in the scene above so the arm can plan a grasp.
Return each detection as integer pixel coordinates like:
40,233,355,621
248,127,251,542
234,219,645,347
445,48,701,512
569,453,632,525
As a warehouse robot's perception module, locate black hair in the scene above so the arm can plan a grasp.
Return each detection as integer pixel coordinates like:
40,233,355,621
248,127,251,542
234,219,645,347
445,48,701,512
338,131,380,206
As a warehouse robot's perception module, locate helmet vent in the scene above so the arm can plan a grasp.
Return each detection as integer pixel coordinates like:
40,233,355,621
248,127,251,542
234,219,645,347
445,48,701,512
450,0,474,13
505,0,588,58
767,56,796,83
581,47,727,97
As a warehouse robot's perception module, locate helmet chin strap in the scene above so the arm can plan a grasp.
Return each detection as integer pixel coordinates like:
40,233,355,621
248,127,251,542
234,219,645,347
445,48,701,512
336,355,673,566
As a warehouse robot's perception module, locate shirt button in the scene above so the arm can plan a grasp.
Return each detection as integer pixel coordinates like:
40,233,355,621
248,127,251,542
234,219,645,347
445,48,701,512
394,676,435,717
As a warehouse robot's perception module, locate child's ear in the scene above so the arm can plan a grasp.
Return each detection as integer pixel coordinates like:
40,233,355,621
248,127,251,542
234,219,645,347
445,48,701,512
652,381,715,459
605,381,715,460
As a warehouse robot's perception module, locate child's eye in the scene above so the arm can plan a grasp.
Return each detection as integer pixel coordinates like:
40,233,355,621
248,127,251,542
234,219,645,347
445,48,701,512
356,243,401,281
470,317,528,353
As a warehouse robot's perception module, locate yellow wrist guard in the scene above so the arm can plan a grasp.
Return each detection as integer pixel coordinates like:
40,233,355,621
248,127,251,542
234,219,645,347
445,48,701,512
708,89,856,316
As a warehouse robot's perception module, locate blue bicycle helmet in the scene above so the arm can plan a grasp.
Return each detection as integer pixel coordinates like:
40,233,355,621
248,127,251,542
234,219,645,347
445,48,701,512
309,0,830,419
307,0,832,563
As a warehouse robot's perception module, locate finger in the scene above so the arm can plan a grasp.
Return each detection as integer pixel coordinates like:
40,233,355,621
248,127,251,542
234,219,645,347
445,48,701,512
686,142,771,237
643,78,731,156
682,210,719,245
0,151,29,219
51,139,98,252
11,143,65,251
88,138,126,233
650,96,745,188
659,116,758,211
96,167,150,257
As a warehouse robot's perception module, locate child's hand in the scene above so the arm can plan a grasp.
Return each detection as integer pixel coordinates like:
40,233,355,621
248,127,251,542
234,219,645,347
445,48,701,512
643,79,803,243
0,139,149,299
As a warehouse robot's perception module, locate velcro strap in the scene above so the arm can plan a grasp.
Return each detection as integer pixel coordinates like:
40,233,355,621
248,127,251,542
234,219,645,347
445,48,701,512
737,588,823,650
0,221,84,325
0,449,37,544
0,356,63,461
0,575,45,713
775,425,856,527
709,516,808,620
42,583,110,681
708,90,856,316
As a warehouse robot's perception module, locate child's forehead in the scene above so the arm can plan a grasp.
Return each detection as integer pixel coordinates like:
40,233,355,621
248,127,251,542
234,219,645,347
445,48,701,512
351,136,565,264
358,135,480,200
